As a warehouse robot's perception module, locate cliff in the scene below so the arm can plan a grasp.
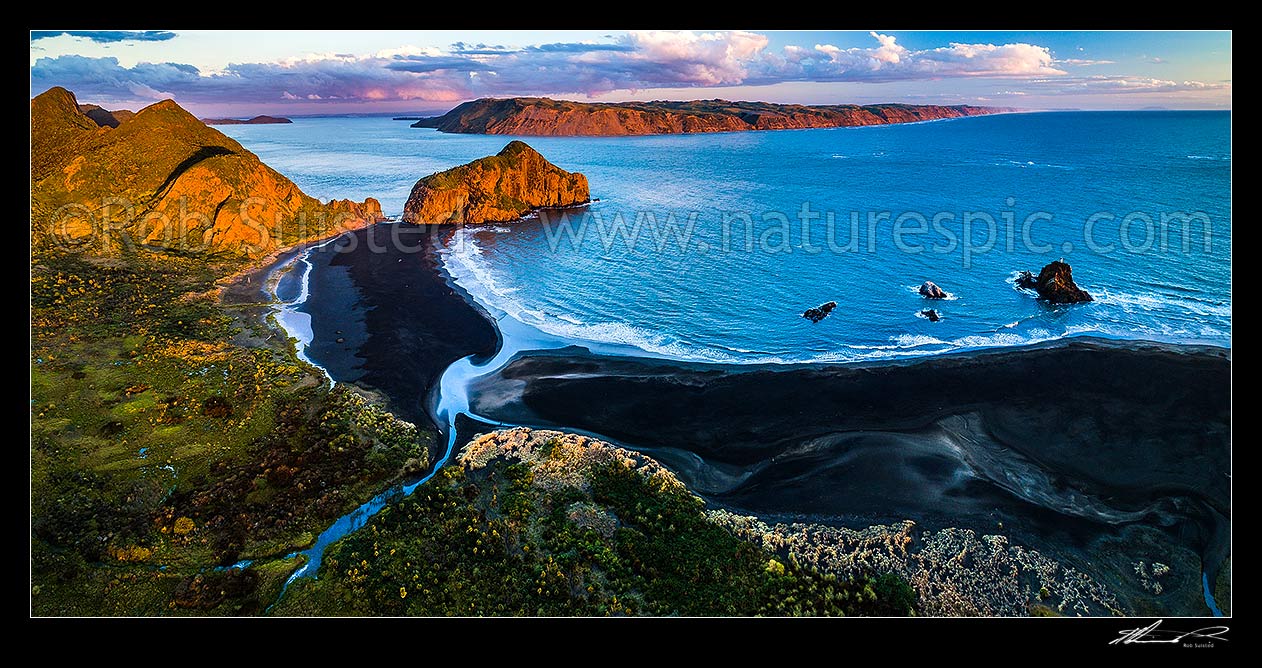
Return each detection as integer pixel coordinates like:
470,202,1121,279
413,98,1015,137
31,88,383,259
402,140,589,224
203,115,294,125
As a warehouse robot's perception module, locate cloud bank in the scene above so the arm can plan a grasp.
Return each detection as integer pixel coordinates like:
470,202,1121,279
29,30,1228,109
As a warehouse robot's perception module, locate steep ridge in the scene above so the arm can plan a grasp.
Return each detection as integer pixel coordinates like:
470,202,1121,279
31,87,383,259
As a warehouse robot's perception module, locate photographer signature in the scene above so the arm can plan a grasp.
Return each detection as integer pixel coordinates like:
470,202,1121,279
1111,620,1229,645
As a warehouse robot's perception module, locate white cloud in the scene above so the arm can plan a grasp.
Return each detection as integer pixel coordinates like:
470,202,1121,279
619,30,769,85
125,81,173,100
1027,75,1231,94
768,32,1064,83
375,45,443,59
1058,58,1116,66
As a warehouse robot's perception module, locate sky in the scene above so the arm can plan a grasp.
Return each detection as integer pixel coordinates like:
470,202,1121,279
30,30,1231,115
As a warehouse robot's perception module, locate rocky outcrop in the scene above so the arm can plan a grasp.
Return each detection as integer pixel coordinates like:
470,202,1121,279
402,140,589,224
921,308,941,322
711,512,1121,617
413,98,1015,137
459,428,683,492
919,281,947,299
31,87,384,259
327,197,386,222
1014,271,1038,290
203,115,293,125
78,104,134,129
802,301,837,323
1024,261,1093,304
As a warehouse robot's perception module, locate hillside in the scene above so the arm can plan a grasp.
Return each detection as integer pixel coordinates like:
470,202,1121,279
31,87,381,259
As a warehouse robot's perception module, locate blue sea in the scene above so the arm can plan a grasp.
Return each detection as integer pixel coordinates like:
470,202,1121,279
220,111,1231,363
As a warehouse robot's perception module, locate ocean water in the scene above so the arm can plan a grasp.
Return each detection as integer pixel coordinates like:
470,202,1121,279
220,111,1231,363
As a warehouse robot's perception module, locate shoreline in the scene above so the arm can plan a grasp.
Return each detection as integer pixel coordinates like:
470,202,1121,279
286,223,500,428
276,223,1230,616
217,217,377,305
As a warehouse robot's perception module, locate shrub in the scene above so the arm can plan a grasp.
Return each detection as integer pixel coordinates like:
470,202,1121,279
173,517,196,535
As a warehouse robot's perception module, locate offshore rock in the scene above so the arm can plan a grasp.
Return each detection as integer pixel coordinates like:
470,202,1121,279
803,301,837,323
919,281,948,299
1030,261,1093,304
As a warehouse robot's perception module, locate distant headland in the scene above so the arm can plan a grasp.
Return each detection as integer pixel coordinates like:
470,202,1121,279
203,115,293,125
411,97,1016,137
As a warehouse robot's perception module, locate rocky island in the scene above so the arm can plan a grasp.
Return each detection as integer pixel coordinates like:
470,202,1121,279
203,115,294,125
412,97,1015,137
402,140,589,224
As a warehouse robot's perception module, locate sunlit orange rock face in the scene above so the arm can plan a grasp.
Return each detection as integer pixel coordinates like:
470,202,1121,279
31,87,384,259
413,97,1015,137
402,141,589,224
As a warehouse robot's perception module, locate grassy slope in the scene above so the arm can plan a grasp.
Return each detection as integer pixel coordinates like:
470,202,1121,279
30,248,916,617
30,249,431,615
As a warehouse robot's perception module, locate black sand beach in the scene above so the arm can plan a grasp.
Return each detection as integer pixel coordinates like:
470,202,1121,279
286,226,1231,616
300,224,499,425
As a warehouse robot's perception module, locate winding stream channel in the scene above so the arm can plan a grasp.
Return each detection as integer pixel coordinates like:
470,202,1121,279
267,232,561,599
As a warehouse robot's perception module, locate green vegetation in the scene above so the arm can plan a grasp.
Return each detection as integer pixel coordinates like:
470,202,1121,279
30,247,915,618
31,249,429,615
276,439,916,616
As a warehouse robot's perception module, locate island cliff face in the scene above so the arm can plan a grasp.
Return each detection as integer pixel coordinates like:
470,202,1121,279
413,98,1014,137
31,88,382,259
402,140,589,224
